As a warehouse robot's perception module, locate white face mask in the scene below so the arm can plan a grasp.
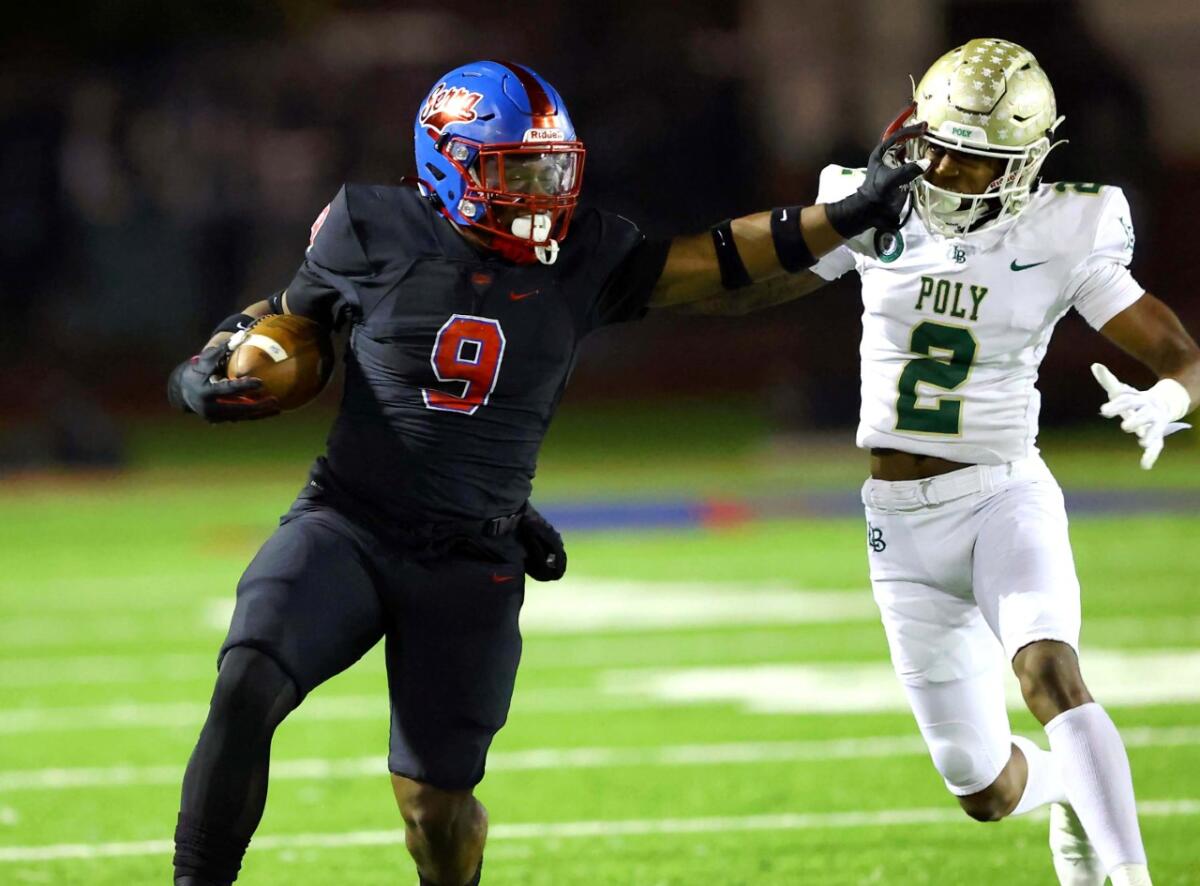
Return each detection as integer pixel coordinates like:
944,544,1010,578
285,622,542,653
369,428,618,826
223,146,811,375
511,212,559,265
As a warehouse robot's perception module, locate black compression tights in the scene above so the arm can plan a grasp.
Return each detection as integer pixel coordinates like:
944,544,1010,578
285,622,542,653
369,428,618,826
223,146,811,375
173,646,300,886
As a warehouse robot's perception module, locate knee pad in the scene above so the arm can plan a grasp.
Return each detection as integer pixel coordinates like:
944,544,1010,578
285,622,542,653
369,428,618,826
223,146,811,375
211,646,299,731
903,669,1013,796
923,719,1008,795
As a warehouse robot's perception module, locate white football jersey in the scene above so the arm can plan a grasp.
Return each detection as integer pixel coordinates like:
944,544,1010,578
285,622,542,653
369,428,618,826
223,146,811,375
813,166,1145,464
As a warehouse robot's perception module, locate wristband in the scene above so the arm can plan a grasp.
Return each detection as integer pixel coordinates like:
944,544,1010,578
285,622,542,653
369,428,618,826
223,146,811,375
267,291,285,314
770,206,816,272
710,219,752,290
211,312,256,338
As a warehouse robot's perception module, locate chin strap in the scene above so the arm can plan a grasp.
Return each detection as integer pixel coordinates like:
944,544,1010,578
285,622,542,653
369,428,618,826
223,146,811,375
534,240,559,265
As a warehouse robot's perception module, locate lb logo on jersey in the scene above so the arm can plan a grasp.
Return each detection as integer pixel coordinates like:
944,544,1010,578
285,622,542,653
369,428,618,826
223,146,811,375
419,83,484,134
867,523,886,553
873,229,905,263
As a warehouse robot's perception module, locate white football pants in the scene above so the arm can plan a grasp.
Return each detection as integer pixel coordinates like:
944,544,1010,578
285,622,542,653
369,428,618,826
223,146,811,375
862,455,1082,795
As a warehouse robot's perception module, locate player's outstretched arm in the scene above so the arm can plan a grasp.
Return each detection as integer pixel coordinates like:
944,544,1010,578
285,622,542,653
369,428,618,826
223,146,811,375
1093,292,1200,468
672,265,830,317
167,298,281,423
648,124,928,312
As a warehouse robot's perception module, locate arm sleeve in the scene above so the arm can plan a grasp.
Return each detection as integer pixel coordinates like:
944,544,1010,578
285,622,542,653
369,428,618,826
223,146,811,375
1067,187,1145,330
811,164,870,282
284,186,372,329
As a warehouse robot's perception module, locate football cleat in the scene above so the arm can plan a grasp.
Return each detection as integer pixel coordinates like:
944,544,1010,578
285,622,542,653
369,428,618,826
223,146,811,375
1049,802,1106,886
900,38,1065,238
413,60,584,265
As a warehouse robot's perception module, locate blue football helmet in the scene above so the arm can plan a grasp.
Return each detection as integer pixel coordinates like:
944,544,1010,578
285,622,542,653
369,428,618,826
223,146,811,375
414,60,585,265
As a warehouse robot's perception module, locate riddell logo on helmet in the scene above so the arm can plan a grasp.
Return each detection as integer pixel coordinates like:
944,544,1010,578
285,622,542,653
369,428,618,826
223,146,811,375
523,128,565,142
420,83,484,134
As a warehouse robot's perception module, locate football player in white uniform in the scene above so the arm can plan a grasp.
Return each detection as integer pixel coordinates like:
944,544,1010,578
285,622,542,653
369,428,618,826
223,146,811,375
820,39,1199,886
688,37,1198,886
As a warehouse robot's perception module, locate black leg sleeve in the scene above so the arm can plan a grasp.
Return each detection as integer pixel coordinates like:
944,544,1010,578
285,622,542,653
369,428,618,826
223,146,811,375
173,646,300,884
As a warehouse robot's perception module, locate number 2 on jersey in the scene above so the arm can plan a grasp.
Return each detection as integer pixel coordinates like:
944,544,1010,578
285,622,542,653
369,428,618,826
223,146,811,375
895,322,977,435
423,315,506,415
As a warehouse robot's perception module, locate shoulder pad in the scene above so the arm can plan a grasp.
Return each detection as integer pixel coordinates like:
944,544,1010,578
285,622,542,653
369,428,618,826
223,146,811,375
339,182,444,263
306,185,369,275
560,207,642,267
1032,183,1134,267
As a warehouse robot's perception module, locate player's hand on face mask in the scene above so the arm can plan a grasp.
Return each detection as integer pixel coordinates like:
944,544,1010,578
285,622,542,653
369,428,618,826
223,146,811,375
168,345,281,423
824,123,931,239
1092,363,1191,470
518,504,567,581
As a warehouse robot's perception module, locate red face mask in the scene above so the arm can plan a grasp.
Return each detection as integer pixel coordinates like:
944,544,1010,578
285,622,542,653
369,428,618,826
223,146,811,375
440,138,586,265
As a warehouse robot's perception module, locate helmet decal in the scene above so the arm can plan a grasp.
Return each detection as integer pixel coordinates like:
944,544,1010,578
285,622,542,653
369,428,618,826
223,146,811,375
495,58,558,123
419,84,485,135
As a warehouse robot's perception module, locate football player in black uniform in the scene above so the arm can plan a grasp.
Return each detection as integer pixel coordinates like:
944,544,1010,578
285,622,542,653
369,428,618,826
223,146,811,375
167,60,927,886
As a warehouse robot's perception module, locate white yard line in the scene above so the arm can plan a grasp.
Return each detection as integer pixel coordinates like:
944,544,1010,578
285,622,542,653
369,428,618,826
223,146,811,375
0,689,657,735
1,800,1197,863
5,647,1200,733
1,726,1198,793
607,649,1200,713
200,580,878,637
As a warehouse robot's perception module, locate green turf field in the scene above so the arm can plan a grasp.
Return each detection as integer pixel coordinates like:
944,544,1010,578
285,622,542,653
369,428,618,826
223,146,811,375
2,404,1199,884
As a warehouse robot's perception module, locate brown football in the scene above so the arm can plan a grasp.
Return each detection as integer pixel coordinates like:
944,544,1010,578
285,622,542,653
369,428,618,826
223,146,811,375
226,314,334,411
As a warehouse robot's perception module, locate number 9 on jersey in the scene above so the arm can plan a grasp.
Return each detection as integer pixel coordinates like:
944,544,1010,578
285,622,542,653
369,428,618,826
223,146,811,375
423,314,507,415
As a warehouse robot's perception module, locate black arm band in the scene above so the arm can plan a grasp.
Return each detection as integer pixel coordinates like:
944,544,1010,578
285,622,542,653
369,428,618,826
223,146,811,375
770,206,817,272
266,291,285,314
710,218,753,290
210,312,255,337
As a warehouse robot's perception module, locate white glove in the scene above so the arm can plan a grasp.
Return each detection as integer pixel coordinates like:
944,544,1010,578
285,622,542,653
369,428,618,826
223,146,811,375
1091,363,1191,469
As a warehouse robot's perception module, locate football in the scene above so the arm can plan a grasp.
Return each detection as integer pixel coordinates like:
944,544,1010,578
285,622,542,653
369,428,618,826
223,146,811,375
226,314,334,411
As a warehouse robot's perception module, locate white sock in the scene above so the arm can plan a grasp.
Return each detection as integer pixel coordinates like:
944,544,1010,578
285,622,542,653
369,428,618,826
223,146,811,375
1010,733,1068,815
1045,703,1148,872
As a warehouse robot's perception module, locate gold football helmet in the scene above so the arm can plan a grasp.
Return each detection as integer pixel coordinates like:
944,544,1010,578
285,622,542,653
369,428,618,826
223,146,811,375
908,38,1064,237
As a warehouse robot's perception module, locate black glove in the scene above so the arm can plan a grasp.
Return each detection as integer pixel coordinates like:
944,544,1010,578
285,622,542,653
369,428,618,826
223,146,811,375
517,504,566,582
167,345,280,423
824,123,929,238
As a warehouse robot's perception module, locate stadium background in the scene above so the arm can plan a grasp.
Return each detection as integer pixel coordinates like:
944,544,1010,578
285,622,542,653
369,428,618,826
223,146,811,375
3,1,1200,883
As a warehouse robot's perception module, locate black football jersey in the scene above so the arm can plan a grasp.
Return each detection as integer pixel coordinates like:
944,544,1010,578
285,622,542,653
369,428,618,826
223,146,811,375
284,183,661,524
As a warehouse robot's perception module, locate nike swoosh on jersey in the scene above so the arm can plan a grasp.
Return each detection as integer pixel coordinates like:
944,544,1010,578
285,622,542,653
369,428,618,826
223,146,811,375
1010,259,1049,272
509,289,540,301
491,573,517,583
